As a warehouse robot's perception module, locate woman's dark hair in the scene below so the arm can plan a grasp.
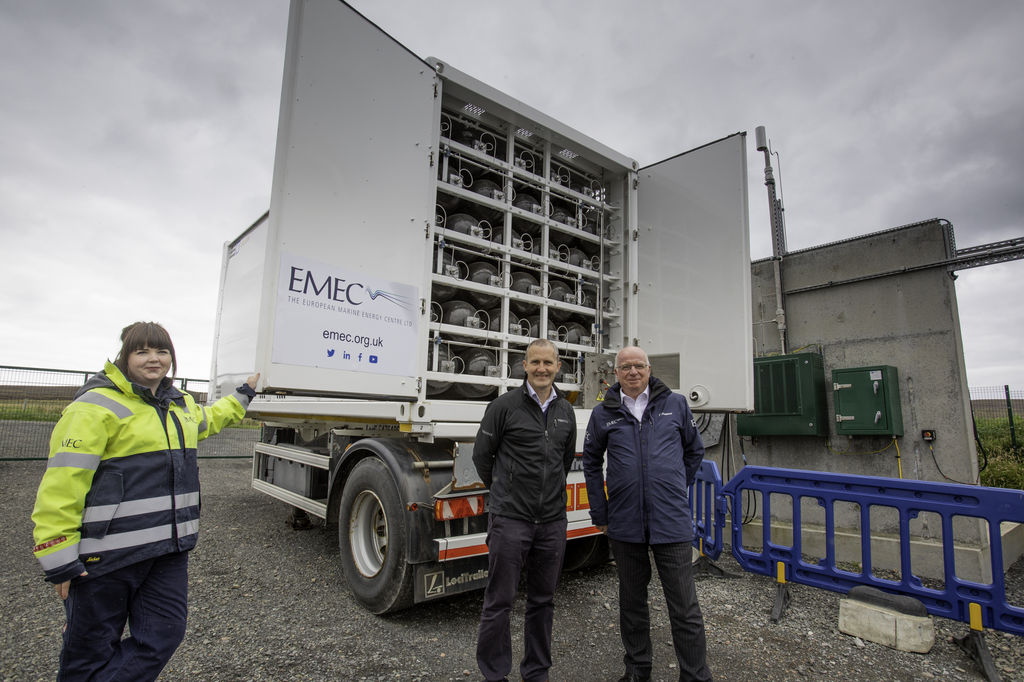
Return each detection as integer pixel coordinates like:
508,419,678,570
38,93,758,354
113,321,177,379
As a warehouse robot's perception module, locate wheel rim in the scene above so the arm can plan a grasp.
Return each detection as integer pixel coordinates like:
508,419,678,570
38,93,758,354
349,489,389,577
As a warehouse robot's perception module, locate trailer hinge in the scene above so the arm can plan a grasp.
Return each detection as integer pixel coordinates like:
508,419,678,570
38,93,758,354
632,283,639,294
433,81,439,98
836,414,856,422
632,177,639,190
429,150,434,167
425,220,432,237
420,298,427,315
632,229,639,241
833,383,852,390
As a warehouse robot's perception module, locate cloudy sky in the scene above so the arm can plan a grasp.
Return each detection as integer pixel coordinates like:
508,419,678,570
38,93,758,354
1,1,1022,389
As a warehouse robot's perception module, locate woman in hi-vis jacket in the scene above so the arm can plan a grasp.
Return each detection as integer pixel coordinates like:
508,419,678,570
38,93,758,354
31,321,259,681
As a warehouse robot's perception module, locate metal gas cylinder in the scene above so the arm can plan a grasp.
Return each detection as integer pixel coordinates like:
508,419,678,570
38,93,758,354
465,260,500,307
441,299,482,330
453,348,498,399
445,213,481,237
425,341,454,396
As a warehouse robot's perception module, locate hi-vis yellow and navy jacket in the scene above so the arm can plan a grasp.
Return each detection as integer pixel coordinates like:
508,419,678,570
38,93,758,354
31,362,254,584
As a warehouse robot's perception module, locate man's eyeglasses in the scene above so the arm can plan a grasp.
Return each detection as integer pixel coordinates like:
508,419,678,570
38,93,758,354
616,363,649,372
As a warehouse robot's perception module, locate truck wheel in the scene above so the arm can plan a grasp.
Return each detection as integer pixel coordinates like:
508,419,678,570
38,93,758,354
338,457,414,614
561,535,610,572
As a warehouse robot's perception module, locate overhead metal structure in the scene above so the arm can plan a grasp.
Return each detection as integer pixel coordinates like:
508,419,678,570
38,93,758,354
950,236,1024,271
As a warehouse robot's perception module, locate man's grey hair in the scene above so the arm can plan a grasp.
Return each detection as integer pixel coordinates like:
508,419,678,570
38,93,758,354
614,346,650,366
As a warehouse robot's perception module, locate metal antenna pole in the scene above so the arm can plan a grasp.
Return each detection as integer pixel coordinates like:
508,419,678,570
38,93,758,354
756,126,787,258
756,126,788,354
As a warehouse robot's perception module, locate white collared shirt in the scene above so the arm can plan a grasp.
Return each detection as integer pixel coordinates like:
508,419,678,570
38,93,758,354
526,381,558,413
621,385,650,422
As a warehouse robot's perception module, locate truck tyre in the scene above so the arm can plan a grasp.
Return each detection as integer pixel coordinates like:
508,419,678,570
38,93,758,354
338,457,414,614
561,535,609,572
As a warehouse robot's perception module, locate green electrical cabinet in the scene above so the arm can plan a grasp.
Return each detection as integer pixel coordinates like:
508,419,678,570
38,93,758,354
737,352,827,436
832,365,903,436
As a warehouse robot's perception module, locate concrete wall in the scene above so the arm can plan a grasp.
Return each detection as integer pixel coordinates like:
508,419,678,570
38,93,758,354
705,220,988,552
718,219,976,483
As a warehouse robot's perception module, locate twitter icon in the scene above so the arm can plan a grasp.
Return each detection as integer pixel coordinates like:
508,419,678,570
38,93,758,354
327,349,335,357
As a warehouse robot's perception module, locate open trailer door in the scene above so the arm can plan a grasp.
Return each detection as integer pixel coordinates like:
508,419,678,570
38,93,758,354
253,0,439,399
635,132,753,412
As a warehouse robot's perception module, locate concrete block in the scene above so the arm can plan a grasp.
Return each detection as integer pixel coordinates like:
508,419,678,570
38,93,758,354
838,587,934,653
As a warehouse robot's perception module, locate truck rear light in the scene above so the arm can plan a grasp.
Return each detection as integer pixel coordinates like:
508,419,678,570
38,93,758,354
435,495,486,521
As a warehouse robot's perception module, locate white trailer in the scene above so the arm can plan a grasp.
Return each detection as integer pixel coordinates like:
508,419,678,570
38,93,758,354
210,0,753,614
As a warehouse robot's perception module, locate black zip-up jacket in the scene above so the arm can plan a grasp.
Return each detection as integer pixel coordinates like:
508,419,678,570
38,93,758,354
472,383,577,524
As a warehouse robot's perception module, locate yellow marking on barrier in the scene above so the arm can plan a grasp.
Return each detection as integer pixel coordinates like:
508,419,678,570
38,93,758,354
776,561,786,584
699,538,705,557
969,602,982,631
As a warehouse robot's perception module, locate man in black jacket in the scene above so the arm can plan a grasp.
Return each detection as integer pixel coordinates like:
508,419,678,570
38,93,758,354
473,338,577,682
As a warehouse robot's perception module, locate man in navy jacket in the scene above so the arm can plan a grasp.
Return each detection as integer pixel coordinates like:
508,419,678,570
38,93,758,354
583,346,712,682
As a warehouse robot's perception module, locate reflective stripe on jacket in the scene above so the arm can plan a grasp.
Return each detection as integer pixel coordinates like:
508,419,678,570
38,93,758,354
582,376,705,544
31,361,251,583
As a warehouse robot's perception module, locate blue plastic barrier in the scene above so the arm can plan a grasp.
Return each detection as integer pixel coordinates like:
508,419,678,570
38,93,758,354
689,459,726,560
720,466,1024,636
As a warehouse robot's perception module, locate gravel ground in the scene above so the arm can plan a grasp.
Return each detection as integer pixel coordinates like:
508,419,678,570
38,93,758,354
3,448,1022,681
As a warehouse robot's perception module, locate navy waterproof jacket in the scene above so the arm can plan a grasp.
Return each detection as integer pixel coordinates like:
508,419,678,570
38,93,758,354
582,376,704,544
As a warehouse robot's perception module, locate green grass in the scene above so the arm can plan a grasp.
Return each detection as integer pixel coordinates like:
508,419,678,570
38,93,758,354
975,416,1024,490
975,415,1024,452
980,451,1024,490
0,399,66,422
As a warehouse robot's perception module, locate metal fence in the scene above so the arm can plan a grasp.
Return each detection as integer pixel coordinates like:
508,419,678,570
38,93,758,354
970,385,1024,456
0,365,255,460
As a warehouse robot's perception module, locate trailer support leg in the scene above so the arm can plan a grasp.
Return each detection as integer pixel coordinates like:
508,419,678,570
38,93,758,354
955,630,1002,682
288,507,314,530
770,561,791,623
